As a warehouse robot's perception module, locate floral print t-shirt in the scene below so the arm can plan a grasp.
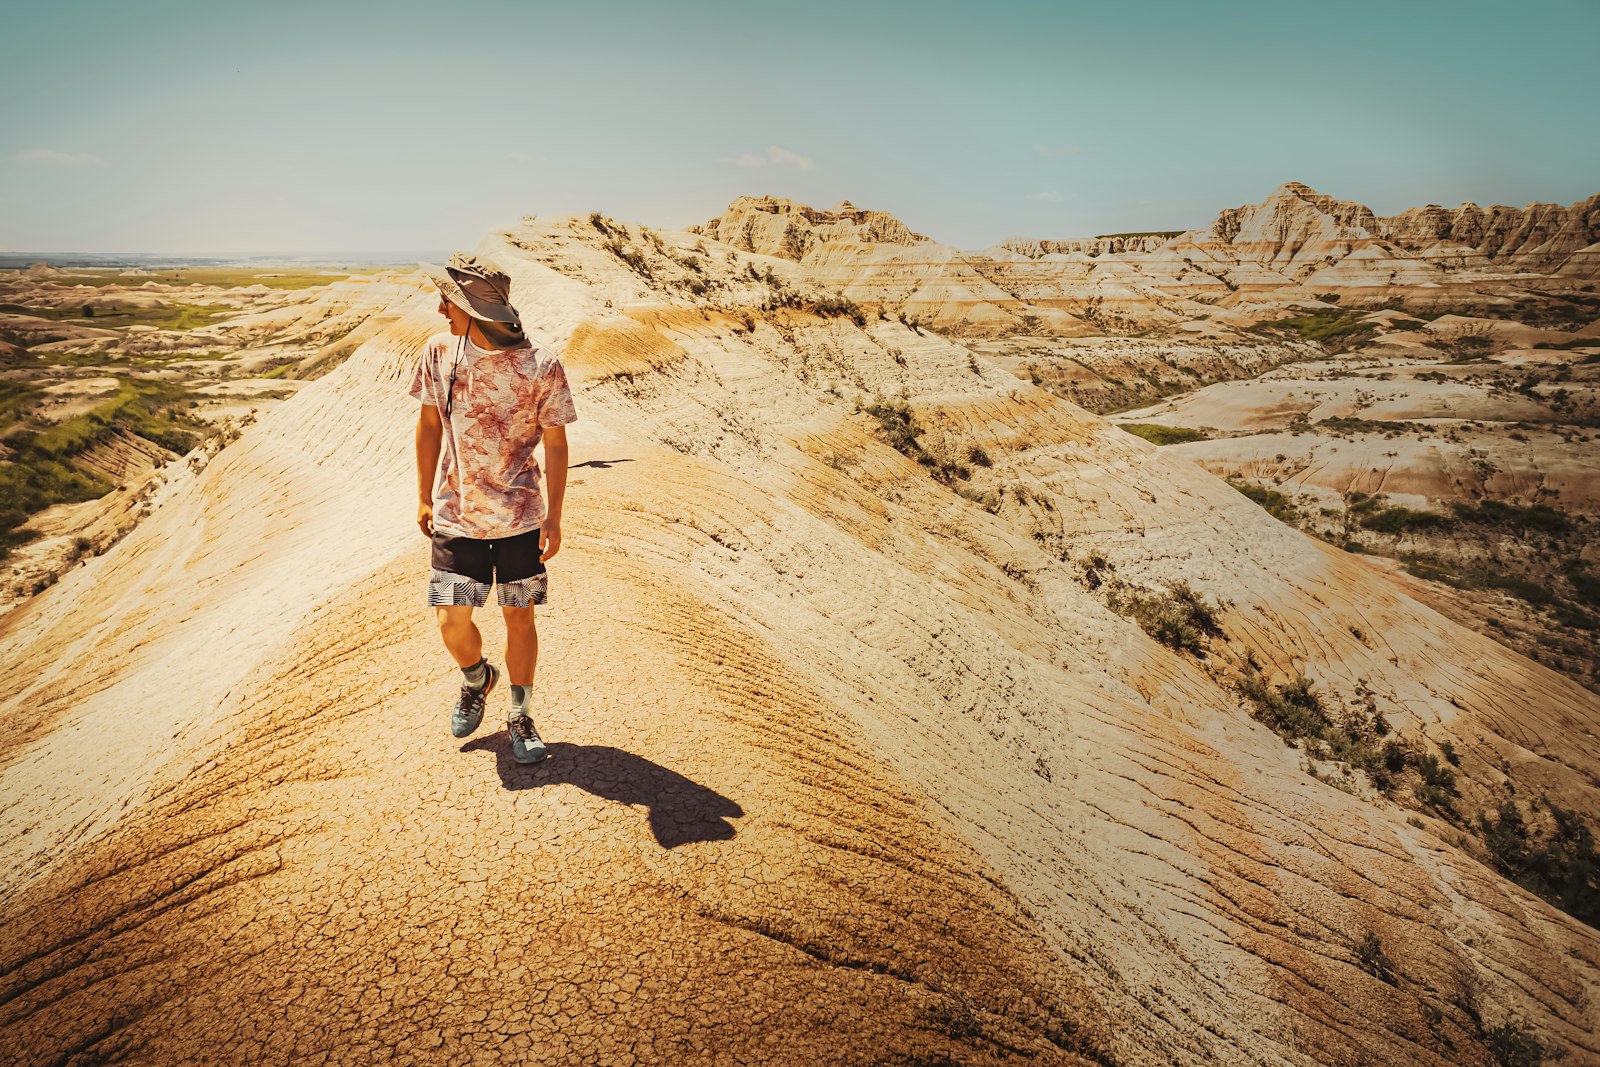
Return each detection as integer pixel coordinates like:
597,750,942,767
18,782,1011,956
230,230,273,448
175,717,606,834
409,331,578,540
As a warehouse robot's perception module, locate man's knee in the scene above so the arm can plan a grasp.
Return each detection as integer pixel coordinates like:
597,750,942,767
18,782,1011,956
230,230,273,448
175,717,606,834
435,606,475,633
502,606,537,633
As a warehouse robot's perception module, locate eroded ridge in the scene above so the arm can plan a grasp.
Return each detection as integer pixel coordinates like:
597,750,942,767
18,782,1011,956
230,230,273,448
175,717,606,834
3,213,1598,1065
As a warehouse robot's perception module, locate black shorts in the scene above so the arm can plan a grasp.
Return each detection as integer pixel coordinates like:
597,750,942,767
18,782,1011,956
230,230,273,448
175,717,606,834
428,529,548,608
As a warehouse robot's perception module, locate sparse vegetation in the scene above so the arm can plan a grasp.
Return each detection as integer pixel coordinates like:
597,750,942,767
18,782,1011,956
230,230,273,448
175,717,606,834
1483,1019,1545,1067
1317,416,1414,435
1355,932,1396,985
1430,325,1498,361
1229,478,1298,522
1237,670,1330,740
1107,580,1223,656
811,294,867,326
1449,500,1573,534
1249,309,1375,350
1413,753,1459,813
1233,667,1464,809
863,400,970,484
13,301,232,331
1357,503,1452,535
600,237,652,278
1119,423,1209,446
0,377,207,550
1478,801,1598,927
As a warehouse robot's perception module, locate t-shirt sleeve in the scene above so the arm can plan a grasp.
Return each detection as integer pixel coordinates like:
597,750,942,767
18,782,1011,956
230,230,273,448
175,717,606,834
408,343,435,405
536,358,578,428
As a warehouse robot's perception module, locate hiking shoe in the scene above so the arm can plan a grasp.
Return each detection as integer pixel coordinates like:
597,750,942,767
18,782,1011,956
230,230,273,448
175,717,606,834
450,663,498,738
508,713,547,764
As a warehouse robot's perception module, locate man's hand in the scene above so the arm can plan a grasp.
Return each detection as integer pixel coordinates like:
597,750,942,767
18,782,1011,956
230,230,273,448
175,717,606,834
540,517,562,562
418,502,434,538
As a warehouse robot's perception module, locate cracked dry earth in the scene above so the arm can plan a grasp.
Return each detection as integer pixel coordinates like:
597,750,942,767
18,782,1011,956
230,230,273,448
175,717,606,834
3,217,1600,1065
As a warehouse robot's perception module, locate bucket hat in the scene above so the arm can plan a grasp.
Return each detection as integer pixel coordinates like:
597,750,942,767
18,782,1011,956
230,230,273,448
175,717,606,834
420,253,521,324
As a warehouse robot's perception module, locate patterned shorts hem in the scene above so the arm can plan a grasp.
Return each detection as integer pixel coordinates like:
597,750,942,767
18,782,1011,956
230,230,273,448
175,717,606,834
427,570,548,609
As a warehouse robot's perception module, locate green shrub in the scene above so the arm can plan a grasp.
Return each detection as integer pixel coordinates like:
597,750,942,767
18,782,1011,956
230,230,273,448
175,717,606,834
866,400,922,457
1237,670,1330,739
1120,423,1209,446
811,294,867,327
1230,478,1298,522
1249,310,1374,347
1109,580,1223,657
1358,505,1452,534
1478,802,1598,928
1450,500,1573,534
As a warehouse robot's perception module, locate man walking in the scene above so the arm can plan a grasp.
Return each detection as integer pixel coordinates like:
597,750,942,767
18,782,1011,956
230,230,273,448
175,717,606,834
411,254,577,764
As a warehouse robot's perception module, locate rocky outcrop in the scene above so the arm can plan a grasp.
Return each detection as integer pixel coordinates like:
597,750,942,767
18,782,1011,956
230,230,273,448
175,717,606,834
690,195,928,260
685,185,1593,339
998,233,1175,257
994,184,1600,294
1166,182,1396,283
1381,192,1600,268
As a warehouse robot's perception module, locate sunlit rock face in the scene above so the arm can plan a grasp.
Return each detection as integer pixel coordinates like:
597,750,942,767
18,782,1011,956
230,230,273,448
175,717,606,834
686,185,1600,337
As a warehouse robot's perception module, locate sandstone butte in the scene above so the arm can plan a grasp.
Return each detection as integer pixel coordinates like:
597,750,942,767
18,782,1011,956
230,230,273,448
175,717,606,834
694,184,1600,336
1,189,1598,1065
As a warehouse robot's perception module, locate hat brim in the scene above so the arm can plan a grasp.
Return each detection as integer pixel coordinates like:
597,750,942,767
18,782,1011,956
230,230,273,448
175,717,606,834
419,262,520,324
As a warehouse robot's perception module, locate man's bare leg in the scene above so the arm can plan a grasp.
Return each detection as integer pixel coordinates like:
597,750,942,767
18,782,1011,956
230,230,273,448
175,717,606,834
502,604,547,762
436,605,484,668
439,605,496,737
502,605,537,686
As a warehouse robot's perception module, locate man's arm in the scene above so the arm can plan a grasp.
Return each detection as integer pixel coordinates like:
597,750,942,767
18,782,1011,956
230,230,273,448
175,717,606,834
540,424,568,562
416,403,442,537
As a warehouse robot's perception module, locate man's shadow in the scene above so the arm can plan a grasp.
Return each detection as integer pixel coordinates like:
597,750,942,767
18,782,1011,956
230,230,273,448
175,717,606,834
571,458,634,470
460,737,743,849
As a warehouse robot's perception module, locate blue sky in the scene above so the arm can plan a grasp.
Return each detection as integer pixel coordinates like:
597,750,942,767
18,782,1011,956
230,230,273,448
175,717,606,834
2,0,1596,253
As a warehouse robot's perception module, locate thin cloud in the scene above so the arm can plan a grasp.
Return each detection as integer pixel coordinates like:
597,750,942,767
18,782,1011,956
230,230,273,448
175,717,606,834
19,148,105,167
727,145,815,171
1034,144,1086,157
1028,191,1063,203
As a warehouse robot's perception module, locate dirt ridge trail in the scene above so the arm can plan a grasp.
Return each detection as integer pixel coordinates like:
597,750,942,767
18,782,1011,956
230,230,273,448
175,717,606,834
0,483,1110,1065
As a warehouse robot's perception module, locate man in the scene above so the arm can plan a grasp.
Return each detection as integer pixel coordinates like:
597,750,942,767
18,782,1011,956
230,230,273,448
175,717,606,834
411,254,577,764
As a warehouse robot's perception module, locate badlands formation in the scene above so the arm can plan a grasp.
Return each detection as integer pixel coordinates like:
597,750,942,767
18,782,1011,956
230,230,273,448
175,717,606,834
1,186,1598,1064
0,267,412,609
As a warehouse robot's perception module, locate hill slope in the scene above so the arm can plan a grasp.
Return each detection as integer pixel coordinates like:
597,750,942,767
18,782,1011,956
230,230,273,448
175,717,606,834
2,213,1598,1065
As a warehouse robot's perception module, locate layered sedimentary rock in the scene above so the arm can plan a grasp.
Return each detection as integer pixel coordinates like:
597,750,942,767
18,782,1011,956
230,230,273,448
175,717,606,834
1382,192,1600,268
3,211,1598,1065
689,195,927,260
687,184,1599,337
